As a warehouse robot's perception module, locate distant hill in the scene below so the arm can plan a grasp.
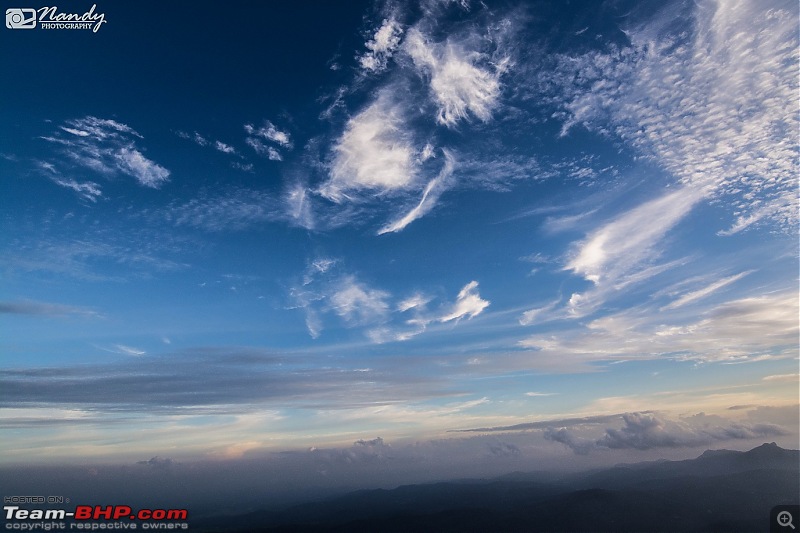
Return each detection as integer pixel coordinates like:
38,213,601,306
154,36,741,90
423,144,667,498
194,443,800,532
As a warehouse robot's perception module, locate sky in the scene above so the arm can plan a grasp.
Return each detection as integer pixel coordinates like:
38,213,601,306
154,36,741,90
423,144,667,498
1,0,798,490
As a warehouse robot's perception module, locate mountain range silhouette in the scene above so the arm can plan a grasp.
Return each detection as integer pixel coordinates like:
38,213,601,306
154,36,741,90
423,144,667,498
196,443,799,532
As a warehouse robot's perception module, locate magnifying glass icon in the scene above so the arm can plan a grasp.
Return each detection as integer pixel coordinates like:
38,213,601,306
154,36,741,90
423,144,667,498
778,511,795,530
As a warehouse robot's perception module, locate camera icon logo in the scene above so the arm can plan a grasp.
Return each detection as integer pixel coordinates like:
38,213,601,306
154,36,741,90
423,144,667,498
6,8,37,29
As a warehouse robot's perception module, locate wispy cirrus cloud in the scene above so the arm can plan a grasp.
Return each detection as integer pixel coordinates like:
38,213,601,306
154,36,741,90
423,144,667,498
378,149,455,234
41,116,170,190
59,116,141,140
245,138,282,161
301,3,520,234
283,183,315,230
176,130,238,155
51,177,103,203
439,280,489,323
404,27,508,127
511,0,798,327
176,130,210,147
162,188,278,232
245,121,292,148
519,290,798,366
551,0,797,235
368,280,490,343
2,231,189,282
291,256,490,341
659,271,752,311
329,276,391,325
291,269,392,339
562,187,704,317
101,344,146,356
114,147,170,188
244,120,292,161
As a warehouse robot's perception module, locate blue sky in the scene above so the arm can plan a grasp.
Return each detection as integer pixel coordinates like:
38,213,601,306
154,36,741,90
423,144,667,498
1,0,798,470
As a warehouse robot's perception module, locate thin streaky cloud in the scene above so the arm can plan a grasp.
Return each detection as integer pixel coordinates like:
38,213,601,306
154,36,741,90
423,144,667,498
762,374,799,382
660,270,753,311
51,178,102,203
519,290,798,365
113,344,146,356
40,117,170,190
378,149,455,234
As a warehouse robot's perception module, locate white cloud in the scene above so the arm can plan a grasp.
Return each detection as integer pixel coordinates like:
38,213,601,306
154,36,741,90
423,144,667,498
566,188,702,286
519,298,560,326
37,157,103,202
378,149,455,234
322,95,418,202
115,147,170,188
51,178,103,203
112,344,146,356
329,277,391,325
660,271,752,311
284,183,314,230
519,290,798,365
397,293,431,313
63,116,142,140
368,279,491,343
214,141,235,154
553,0,798,234
61,127,90,137
245,137,282,160
243,120,291,162
404,28,506,127
562,187,704,317
245,121,292,148
311,258,336,275
420,143,435,161
359,18,404,73
42,117,170,190
177,131,238,155
545,411,788,454
292,266,489,342
193,132,209,146
439,281,489,322
762,373,799,383
718,189,797,236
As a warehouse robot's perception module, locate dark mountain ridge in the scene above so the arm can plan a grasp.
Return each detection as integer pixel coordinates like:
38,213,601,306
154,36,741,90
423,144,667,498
195,443,800,532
